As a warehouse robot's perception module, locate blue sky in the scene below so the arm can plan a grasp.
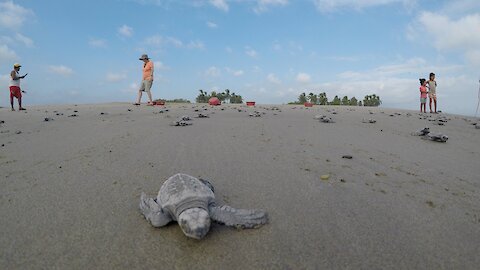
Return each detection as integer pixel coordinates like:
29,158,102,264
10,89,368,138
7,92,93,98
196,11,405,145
1,0,479,115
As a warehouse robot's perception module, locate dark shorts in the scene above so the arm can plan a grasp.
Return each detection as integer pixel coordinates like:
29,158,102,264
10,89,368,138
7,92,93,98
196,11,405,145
10,86,22,99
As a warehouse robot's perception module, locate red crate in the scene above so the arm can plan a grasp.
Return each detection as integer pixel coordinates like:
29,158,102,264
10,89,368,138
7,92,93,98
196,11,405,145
246,101,256,106
304,102,313,107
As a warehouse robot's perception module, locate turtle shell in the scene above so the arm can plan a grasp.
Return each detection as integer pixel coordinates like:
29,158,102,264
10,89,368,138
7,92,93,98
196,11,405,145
158,173,215,219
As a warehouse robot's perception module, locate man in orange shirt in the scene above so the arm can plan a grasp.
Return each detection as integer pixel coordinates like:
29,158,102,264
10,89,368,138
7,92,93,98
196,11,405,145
134,54,154,106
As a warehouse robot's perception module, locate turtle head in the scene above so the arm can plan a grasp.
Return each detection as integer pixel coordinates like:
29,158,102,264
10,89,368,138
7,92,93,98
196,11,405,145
178,208,211,239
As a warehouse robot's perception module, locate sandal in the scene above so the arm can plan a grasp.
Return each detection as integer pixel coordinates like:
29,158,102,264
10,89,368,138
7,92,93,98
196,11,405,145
133,103,140,106
146,102,154,106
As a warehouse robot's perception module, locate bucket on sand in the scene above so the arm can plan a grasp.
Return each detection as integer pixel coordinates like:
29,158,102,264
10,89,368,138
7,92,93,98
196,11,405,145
246,101,256,106
304,102,313,107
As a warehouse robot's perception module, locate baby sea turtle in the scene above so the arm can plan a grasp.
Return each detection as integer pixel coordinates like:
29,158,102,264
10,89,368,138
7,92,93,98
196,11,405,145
362,118,376,123
423,132,448,142
170,120,192,126
412,127,448,142
139,173,268,239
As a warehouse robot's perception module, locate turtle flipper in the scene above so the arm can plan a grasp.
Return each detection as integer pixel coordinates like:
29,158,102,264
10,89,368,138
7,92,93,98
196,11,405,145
209,205,268,229
199,178,215,193
139,192,172,227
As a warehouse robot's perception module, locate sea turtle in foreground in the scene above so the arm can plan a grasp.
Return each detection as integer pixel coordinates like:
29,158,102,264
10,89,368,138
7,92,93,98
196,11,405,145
139,173,268,239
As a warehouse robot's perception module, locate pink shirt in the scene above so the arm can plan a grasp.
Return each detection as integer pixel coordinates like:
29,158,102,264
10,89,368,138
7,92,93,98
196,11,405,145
419,86,427,98
142,61,154,81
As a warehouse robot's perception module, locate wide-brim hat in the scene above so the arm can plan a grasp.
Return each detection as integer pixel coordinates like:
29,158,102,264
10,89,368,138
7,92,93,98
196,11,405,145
13,63,22,68
139,54,149,60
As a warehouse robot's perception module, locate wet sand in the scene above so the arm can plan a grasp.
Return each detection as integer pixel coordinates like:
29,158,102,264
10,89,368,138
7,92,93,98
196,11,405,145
1,103,479,269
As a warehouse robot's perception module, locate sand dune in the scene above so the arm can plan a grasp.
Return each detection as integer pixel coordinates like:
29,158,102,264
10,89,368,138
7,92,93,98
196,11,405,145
1,103,479,269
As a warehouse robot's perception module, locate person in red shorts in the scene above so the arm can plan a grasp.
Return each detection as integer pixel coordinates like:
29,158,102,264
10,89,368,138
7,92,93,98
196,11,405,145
9,63,28,111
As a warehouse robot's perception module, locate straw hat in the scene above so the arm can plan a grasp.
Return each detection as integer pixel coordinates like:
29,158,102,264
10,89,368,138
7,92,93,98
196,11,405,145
13,63,22,68
139,54,150,60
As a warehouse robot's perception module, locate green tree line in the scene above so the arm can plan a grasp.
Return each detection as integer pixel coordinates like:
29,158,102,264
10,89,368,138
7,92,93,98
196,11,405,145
289,92,381,107
196,89,243,104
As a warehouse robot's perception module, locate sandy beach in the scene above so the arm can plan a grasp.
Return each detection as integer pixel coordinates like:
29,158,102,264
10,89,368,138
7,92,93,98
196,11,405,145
1,103,479,269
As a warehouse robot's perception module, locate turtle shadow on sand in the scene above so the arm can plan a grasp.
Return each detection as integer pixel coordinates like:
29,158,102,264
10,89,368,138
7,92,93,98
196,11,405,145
139,173,268,239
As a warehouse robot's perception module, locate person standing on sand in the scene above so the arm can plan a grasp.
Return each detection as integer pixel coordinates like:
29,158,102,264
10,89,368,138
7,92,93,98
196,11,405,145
9,63,28,111
426,72,437,113
419,78,427,113
134,54,154,106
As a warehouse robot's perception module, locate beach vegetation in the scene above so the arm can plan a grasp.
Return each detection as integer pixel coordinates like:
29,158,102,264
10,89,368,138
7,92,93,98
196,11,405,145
363,94,382,107
196,89,243,104
308,93,317,104
318,92,328,105
330,95,341,105
288,92,380,106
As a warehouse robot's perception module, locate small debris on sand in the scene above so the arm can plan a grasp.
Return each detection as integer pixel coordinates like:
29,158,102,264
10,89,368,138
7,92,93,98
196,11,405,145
320,174,330,181
342,155,353,159
44,117,53,122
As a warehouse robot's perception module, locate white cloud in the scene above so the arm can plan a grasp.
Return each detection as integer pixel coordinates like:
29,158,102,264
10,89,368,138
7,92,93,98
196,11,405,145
252,66,262,73
145,35,203,49
233,70,244,76
89,38,107,48
15,33,34,47
48,65,74,76
0,44,17,61
209,0,229,11
254,0,288,14
226,67,244,76
337,57,462,80
186,40,204,49
118,25,133,37
0,1,34,29
225,46,233,53
145,35,182,47
296,72,311,83
313,0,415,12
121,82,139,94
154,61,170,70
245,47,258,57
439,0,480,16
412,12,480,65
106,72,127,82
207,21,218,28
267,73,281,84
205,66,221,77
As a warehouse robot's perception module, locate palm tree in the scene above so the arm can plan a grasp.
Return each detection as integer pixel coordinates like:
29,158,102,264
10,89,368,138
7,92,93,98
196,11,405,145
318,92,328,105
349,97,358,106
225,89,230,103
298,92,307,103
308,92,317,104
332,95,341,105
